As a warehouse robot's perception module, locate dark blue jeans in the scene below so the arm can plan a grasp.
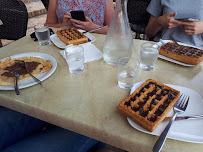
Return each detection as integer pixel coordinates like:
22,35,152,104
0,106,105,152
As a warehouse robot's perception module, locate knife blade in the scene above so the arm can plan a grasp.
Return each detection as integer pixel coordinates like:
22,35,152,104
169,33,179,44
82,25,108,34
163,114,203,122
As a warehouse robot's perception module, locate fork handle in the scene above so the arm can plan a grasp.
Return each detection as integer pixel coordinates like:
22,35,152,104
153,113,178,152
14,74,20,95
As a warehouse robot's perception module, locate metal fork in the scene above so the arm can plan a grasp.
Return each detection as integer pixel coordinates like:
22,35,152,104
153,94,190,152
14,71,20,95
15,60,42,85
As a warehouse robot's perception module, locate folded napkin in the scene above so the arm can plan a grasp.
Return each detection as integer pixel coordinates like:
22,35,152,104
59,42,103,63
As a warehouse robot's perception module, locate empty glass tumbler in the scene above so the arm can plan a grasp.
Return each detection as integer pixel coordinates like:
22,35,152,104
118,57,139,90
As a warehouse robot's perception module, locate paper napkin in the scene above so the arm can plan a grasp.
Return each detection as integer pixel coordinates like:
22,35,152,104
59,42,103,63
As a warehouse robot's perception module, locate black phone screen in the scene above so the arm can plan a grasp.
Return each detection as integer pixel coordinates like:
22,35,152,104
70,10,85,21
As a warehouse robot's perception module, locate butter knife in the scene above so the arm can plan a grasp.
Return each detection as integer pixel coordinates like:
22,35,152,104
164,114,203,122
15,60,42,85
82,25,108,34
169,33,178,44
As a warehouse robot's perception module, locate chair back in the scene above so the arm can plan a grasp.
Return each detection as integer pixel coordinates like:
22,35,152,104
127,0,151,34
0,0,28,40
41,0,49,10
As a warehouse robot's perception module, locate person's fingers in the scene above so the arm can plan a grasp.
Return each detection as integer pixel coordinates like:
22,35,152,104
70,19,84,25
85,16,91,22
72,22,83,29
168,12,177,17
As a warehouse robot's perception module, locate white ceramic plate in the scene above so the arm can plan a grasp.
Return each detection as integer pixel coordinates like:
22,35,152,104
50,29,96,49
0,52,57,90
127,81,203,143
156,40,201,67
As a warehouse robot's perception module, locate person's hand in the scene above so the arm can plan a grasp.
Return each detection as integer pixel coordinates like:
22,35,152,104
70,16,98,31
181,21,203,35
62,11,72,26
157,12,181,29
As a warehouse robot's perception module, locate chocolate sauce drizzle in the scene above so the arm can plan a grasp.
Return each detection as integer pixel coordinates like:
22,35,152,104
2,61,40,77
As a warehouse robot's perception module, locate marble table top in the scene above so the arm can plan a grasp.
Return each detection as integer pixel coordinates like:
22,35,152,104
0,30,202,152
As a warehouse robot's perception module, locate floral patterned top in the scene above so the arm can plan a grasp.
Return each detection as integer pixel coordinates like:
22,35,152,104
56,0,106,26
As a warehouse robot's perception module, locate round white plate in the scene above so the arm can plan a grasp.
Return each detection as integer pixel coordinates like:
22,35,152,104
50,29,96,49
127,81,203,143
156,40,201,67
0,52,57,90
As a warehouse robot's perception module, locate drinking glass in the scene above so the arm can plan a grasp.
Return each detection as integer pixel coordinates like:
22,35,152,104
64,45,84,74
34,24,50,46
139,42,159,71
118,57,139,90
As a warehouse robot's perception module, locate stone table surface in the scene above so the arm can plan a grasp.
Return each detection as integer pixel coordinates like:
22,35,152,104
0,31,202,152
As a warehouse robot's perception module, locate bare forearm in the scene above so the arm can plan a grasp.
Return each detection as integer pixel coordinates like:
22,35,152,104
46,22,65,28
145,17,162,38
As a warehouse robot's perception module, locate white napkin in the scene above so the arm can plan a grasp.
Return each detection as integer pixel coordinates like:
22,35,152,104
59,42,103,63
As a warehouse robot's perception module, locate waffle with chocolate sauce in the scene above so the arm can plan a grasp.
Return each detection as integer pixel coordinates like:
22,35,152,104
56,27,88,45
118,79,180,132
159,42,203,65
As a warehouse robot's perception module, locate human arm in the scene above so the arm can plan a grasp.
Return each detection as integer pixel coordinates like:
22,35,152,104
181,21,203,35
45,0,72,28
145,13,182,38
70,0,114,34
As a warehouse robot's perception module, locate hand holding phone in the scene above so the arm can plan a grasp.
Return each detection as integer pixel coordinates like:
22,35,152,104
70,10,85,21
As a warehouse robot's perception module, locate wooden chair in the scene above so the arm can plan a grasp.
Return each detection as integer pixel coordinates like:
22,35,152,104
0,0,28,46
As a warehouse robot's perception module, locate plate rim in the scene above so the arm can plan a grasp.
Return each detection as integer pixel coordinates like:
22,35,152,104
127,81,203,143
0,52,57,90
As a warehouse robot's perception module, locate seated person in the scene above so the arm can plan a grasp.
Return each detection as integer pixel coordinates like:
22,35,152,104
0,106,106,152
46,0,114,34
145,0,203,49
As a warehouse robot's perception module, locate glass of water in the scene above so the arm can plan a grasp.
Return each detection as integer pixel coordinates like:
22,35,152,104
64,45,84,74
118,57,139,90
139,42,159,71
34,24,50,46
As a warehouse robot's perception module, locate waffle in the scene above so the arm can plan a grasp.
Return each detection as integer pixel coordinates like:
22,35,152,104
118,79,180,132
56,27,88,45
159,42,203,65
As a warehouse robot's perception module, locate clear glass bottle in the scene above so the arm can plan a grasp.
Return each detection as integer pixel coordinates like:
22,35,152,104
103,0,133,66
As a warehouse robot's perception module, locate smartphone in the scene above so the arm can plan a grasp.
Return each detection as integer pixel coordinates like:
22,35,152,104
70,10,85,21
176,18,199,22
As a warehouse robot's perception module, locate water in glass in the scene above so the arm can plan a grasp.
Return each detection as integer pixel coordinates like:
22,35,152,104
67,53,84,74
35,26,50,46
65,45,84,74
139,42,159,71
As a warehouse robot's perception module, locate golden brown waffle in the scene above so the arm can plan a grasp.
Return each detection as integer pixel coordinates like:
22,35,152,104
118,79,180,132
159,42,203,65
56,27,88,45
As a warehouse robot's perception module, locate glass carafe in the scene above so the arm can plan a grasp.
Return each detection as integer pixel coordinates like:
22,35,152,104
103,0,133,66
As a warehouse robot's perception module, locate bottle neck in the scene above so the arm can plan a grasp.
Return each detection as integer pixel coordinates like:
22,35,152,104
116,0,128,16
